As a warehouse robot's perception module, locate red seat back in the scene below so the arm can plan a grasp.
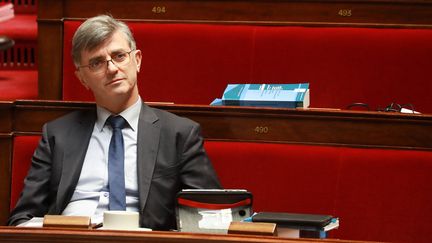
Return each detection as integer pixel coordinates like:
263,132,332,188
10,136,40,210
63,21,432,113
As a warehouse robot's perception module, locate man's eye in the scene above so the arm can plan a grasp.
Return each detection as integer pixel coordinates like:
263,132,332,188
113,53,127,62
89,60,104,69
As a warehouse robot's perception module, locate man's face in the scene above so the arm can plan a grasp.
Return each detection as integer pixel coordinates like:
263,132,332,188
75,30,142,108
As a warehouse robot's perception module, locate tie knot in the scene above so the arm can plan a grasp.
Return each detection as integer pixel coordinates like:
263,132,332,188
107,115,127,129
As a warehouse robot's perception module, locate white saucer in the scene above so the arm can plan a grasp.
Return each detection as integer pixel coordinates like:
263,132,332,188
98,227,152,231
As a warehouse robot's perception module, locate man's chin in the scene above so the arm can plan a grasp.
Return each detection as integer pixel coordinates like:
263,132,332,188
106,84,132,95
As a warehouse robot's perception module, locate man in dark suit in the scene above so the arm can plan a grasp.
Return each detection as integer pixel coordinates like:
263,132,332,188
8,15,221,230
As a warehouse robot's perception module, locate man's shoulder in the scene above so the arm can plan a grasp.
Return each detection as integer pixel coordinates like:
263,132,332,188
46,109,96,128
144,105,198,127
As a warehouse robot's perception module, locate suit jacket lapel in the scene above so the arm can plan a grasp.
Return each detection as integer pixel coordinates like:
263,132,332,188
56,110,96,212
137,103,160,212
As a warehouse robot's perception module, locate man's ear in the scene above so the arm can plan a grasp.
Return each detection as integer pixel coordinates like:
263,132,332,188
135,50,142,73
75,70,89,90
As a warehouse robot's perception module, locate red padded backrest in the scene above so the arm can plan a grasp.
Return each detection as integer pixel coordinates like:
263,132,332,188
10,135,40,210
10,134,432,242
205,141,341,214
63,21,432,113
204,141,432,242
336,148,432,242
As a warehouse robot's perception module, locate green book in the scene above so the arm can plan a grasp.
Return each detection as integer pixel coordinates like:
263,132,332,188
212,83,310,108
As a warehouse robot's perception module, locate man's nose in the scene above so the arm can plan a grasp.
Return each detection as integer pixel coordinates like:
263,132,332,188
106,59,119,72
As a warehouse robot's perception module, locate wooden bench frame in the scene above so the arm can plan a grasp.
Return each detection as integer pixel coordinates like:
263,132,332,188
1,100,432,225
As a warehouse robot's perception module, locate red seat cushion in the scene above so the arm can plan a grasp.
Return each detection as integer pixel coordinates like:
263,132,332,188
0,70,38,100
0,15,37,41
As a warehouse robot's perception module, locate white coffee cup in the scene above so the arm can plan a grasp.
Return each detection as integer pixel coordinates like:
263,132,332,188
103,211,139,230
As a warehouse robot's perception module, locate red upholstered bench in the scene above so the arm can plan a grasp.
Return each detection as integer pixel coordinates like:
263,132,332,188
63,21,432,113
10,135,432,242
0,13,38,100
0,15,38,41
205,141,432,242
0,70,37,100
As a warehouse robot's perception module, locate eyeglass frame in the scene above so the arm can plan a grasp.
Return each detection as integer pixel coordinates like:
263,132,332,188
346,102,416,113
77,49,136,73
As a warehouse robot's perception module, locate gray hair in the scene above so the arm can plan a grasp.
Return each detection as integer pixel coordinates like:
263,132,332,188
72,15,137,67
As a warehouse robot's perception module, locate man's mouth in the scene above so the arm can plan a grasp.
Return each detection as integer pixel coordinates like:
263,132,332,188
106,78,124,85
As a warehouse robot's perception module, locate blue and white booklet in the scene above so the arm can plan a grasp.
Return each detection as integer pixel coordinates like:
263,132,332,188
211,83,310,108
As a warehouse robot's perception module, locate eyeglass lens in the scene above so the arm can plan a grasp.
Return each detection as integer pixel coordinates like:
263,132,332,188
85,50,134,73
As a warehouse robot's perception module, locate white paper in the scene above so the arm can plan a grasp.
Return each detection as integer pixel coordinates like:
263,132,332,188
400,108,420,114
16,217,44,227
198,209,233,229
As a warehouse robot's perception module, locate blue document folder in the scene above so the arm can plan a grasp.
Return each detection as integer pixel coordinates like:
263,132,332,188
211,83,310,108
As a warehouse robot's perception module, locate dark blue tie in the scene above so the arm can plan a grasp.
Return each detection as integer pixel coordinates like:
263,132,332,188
106,115,127,210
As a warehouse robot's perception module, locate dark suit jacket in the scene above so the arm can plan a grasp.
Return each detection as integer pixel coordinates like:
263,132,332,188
8,103,221,230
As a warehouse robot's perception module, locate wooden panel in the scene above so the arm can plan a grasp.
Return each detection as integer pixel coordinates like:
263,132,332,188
167,105,432,150
37,21,64,100
37,0,64,19
13,100,432,150
0,102,13,133
13,101,94,134
0,226,372,243
0,102,13,225
0,136,12,226
60,0,432,27
37,0,64,100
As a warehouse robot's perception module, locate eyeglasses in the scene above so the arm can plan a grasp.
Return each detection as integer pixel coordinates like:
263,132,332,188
78,50,135,74
346,102,418,114
378,102,417,113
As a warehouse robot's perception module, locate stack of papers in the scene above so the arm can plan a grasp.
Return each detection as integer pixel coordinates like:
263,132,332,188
0,2,14,22
247,212,339,238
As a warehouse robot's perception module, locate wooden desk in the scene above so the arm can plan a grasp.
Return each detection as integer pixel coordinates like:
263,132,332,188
0,226,375,243
10,100,432,150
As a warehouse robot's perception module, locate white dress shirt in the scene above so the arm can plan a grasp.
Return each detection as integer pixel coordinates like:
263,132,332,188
62,97,141,224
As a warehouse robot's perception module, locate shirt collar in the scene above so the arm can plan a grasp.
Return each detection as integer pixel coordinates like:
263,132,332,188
95,96,142,132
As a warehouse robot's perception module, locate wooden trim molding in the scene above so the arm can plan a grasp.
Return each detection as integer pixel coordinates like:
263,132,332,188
12,100,432,150
0,136,12,226
0,226,375,243
41,0,432,27
0,102,13,133
0,102,13,225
